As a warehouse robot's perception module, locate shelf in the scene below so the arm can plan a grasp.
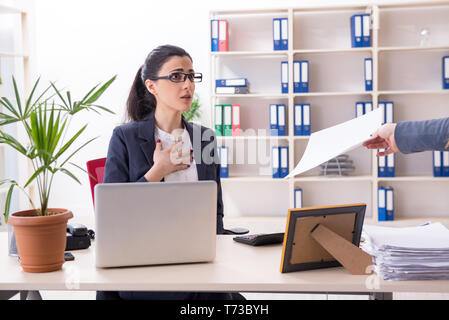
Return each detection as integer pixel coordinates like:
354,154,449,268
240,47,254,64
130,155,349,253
378,45,449,52
210,1,449,223
214,90,449,98
379,1,449,9
210,8,289,16
378,89,449,95
377,176,449,182
293,48,373,54
293,91,372,97
0,51,29,58
294,175,373,182
213,93,287,98
211,51,287,57
211,48,373,56
221,176,289,182
0,4,24,14
222,175,374,182
212,3,383,16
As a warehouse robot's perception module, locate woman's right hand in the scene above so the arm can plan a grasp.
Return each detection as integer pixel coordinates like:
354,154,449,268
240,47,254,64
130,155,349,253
144,140,192,182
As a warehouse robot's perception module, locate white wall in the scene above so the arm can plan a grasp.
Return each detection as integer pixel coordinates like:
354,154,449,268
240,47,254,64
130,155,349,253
20,0,434,218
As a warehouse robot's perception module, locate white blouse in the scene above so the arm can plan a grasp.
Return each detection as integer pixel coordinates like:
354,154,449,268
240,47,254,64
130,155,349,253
154,125,199,182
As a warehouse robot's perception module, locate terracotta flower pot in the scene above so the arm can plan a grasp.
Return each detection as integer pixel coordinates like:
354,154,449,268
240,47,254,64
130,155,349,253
8,208,73,273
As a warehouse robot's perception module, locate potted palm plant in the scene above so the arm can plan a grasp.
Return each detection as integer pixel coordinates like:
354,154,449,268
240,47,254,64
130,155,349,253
0,75,115,273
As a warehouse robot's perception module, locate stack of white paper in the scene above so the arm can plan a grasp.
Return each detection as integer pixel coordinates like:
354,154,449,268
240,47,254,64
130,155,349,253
361,222,449,281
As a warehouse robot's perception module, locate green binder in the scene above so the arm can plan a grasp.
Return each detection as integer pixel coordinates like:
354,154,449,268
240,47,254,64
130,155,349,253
223,104,233,136
215,104,223,136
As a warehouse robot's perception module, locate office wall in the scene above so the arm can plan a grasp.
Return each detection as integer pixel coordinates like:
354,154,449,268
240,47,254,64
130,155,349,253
17,0,429,217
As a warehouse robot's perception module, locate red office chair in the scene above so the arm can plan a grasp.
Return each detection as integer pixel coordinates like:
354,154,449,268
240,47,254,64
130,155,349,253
86,157,106,206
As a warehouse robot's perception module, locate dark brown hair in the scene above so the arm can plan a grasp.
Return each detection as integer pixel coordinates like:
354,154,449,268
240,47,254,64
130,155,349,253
126,45,192,122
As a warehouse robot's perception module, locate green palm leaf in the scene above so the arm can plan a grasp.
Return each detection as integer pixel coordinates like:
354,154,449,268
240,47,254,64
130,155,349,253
1,75,116,218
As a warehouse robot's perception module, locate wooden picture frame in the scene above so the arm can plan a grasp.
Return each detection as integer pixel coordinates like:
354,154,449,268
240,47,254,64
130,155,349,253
280,203,368,274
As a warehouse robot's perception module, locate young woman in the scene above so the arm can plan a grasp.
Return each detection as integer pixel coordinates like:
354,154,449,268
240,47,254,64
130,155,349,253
100,45,241,300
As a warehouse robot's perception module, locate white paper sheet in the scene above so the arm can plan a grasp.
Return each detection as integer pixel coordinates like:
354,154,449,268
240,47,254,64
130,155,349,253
286,107,383,178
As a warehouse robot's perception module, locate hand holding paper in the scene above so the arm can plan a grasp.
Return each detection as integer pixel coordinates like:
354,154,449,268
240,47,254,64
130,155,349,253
286,107,383,178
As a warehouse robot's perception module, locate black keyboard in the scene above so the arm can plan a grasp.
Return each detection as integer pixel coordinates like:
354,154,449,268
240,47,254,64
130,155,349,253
233,233,285,246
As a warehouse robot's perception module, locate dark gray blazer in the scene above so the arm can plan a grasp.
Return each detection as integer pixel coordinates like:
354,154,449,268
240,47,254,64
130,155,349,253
395,118,449,154
103,112,224,234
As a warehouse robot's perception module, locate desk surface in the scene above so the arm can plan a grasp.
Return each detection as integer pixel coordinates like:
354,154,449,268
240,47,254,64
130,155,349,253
1,217,449,293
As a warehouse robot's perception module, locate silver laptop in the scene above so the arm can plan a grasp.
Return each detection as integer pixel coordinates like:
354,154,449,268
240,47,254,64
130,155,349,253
94,181,217,268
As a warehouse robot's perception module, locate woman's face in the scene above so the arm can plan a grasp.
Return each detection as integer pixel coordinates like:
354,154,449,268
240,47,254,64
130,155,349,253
145,55,195,113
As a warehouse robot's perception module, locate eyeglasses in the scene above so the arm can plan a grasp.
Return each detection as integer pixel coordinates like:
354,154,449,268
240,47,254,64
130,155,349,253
150,72,203,83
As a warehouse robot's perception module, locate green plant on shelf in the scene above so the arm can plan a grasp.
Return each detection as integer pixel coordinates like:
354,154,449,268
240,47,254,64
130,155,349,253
182,93,201,122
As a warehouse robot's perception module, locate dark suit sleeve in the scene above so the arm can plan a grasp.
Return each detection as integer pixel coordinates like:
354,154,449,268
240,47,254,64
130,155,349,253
395,118,449,154
103,127,131,183
104,126,148,183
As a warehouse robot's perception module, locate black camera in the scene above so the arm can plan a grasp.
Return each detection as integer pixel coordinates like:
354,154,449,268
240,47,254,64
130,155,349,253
66,223,94,251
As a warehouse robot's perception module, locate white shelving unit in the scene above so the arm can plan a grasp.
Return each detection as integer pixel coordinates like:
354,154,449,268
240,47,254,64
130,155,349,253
0,2,31,229
210,1,449,222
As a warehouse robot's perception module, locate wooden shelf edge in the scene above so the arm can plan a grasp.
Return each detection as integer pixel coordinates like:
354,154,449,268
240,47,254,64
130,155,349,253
0,4,25,14
221,175,374,182
213,92,373,98
0,51,29,58
221,177,290,182
378,45,449,52
377,176,449,182
213,93,287,98
211,48,372,55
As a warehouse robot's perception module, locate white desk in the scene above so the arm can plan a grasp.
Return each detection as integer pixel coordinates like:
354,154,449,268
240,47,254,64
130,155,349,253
1,217,449,299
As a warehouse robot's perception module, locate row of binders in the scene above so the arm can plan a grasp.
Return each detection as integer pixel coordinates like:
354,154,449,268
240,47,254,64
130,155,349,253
215,104,240,136
356,101,394,124
215,58,372,95
281,61,309,93
350,14,371,47
211,19,228,52
354,101,373,118
269,104,312,136
281,58,372,93
378,151,395,177
379,149,449,178
273,18,288,50
212,15,371,52
218,146,291,180
215,78,248,94
433,151,449,177
275,15,371,50
272,146,289,178
378,186,394,221
270,104,286,136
